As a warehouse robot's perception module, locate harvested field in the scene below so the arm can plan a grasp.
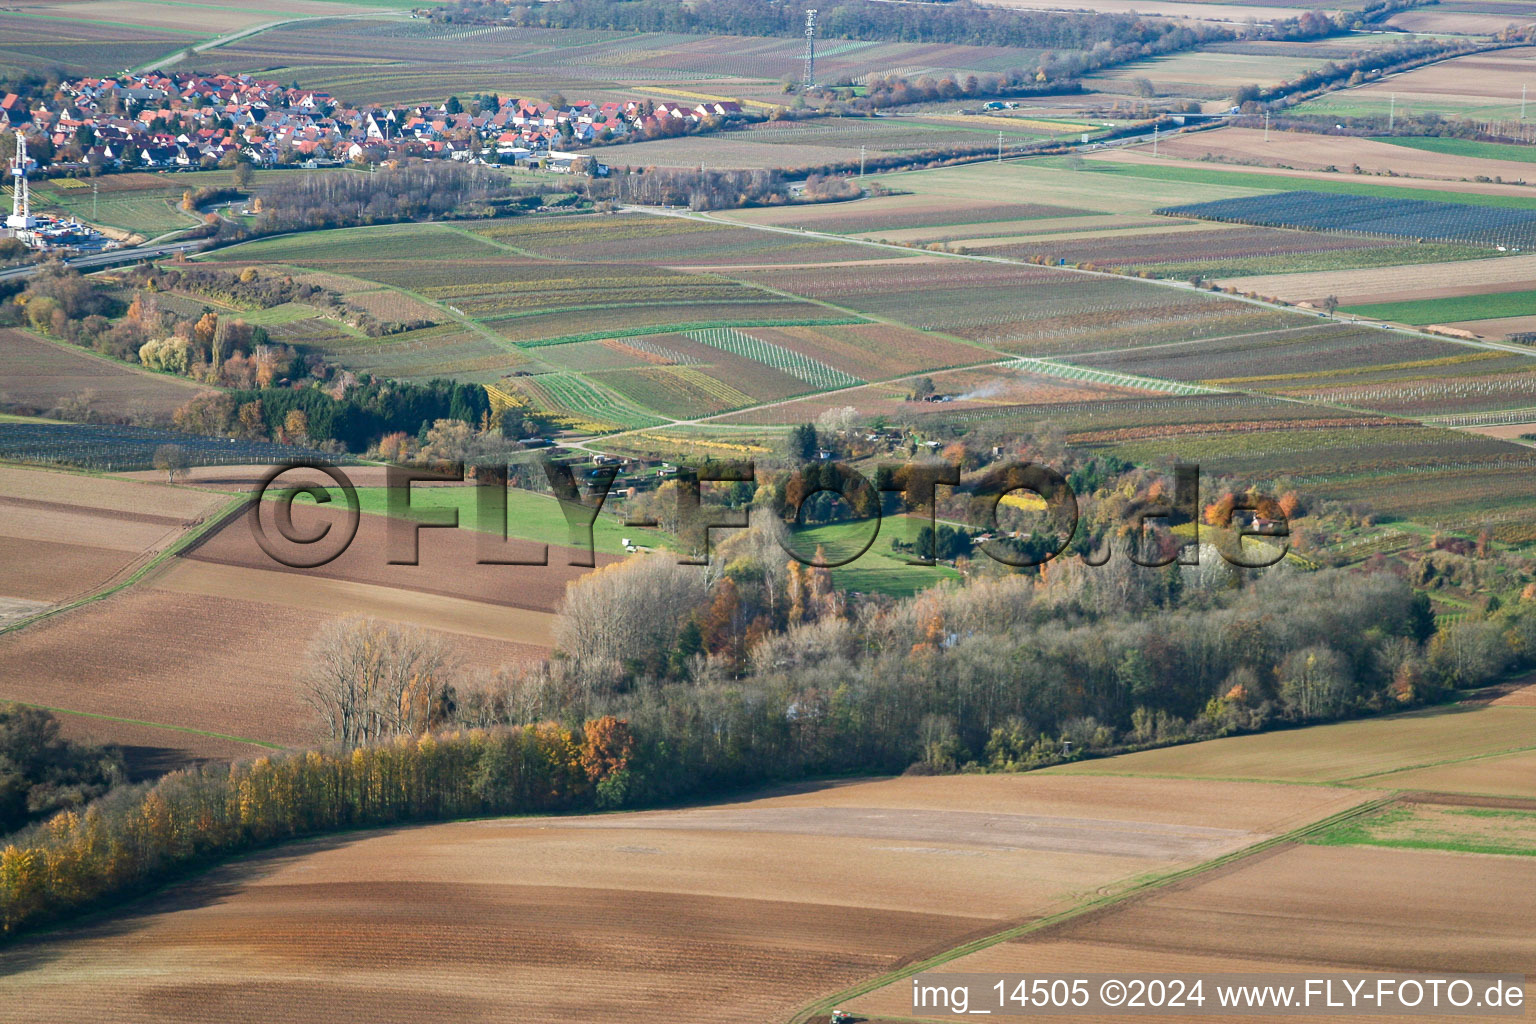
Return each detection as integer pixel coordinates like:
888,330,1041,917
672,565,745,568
0,774,1372,1024
154,559,558,649
1149,127,1536,183
1487,678,1536,706
0,585,524,764
188,504,610,613
1085,48,1328,100
1045,705,1536,784
113,464,398,491
1360,748,1536,799
1297,47,1536,123
0,466,229,604
0,465,227,521
1386,6,1535,34
848,843,1536,1020
1309,801,1536,857
11,0,395,40
0,328,208,422
0,588,335,755
0,534,155,604
1445,313,1536,340
1218,253,1536,306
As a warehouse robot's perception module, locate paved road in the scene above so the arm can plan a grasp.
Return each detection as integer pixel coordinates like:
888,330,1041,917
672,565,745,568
0,239,208,282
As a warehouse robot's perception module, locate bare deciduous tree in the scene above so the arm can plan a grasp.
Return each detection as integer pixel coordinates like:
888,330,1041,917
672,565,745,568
304,618,454,747
553,554,708,681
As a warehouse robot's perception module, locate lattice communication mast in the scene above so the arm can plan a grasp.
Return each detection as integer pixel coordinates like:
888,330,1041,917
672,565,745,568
7,130,36,244
802,9,818,91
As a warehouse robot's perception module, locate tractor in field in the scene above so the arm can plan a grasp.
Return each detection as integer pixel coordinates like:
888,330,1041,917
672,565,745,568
830,1011,856,1024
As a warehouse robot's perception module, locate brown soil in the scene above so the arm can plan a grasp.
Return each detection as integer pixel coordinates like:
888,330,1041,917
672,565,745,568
0,774,1365,1023
0,587,524,761
186,505,610,614
851,843,1536,1020
0,464,226,520
0,535,149,603
1152,127,1536,184
154,558,557,648
1219,255,1536,307
0,327,207,420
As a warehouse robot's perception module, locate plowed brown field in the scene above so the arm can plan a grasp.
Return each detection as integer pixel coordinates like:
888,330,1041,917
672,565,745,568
0,328,207,420
0,586,526,767
187,504,610,613
849,843,1536,1022
1150,127,1536,183
1219,254,1536,306
0,466,229,605
0,775,1372,1024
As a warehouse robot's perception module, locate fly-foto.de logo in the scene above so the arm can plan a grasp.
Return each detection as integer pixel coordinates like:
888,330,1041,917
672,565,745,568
247,459,1289,571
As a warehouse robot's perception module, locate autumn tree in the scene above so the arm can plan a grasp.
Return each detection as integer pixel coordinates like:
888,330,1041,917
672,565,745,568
304,618,454,747
152,444,189,483
554,555,708,682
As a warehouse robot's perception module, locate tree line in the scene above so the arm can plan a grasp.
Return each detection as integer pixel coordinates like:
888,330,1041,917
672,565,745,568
0,713,637,937
171,377,491,452
434,0,1229,54
217,161,552,243
12,548,1536,939
0,704,123,837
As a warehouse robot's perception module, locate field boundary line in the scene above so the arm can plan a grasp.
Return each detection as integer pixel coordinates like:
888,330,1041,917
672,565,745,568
785,794,1397,1024
0,492,249,638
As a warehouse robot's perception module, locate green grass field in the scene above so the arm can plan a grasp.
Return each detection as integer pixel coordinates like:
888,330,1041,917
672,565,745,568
1073,160,1536,211
342,483,673,557
1343,290,1536,326
1373,137,1536,166
30,168,305,237
1308,803,1536,857
789,519,962,597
